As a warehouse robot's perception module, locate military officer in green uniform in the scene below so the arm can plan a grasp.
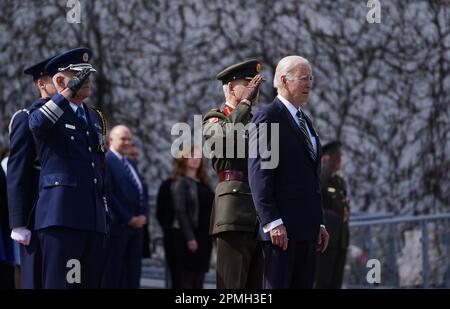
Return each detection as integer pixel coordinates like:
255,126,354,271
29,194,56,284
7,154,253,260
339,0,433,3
315,141,350,289
202,59,263,288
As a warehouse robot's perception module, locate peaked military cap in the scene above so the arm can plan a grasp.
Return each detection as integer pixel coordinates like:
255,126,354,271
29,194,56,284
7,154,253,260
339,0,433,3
23,55,58,81
216,59,261,85
322,141,342,155
45,47,96,76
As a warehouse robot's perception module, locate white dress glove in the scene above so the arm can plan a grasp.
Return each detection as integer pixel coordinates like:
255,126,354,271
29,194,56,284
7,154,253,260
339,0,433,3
11,227,32,246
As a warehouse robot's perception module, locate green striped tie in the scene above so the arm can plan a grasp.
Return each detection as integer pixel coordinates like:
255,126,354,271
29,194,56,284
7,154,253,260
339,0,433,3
295,110,316,161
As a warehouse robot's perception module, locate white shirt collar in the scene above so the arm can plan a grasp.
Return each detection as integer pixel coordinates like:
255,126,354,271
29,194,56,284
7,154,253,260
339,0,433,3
277,94,318,155
277,94,301,119
69,102,83,113
225,102,235,109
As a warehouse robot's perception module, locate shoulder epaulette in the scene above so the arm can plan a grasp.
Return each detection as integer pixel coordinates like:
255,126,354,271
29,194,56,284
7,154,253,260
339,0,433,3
8,109,29,136
204,108,227,123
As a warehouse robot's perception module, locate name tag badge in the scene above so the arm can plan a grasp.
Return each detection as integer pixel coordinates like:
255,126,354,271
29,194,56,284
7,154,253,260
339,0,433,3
65,124,76,130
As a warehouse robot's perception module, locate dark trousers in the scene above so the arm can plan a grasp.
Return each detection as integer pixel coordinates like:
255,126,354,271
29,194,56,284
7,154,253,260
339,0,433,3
261,240,316,289
181,270,205,289
163,228,182,289
20,231,42,289
315,247,348,289
0,262,14,289
38,226,105,289
215,231,262,289
101,227,143,289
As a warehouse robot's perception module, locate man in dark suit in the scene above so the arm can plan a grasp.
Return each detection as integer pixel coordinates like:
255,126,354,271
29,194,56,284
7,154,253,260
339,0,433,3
101,125,148,288
7,55,58,289
315,141,350,289
28,48,107,288
248,55,329,289
127,144,151,259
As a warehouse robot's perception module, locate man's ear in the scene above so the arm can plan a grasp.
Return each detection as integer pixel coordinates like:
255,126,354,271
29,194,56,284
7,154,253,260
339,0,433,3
37,78,46,90
227,82,233,93
55,75,66,89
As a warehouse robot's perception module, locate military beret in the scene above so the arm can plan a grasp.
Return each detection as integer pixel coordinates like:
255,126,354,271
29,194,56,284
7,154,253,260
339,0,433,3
322,141,342,155
23,55,58,81
45,47,96,76
216,59,261,85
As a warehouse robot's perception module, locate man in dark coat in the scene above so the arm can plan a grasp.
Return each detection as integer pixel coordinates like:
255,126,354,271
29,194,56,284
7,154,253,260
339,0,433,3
248,55,329,289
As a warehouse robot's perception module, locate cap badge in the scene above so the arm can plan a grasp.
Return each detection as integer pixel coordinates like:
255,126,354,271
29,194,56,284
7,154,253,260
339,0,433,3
82,52,89,62
256,63,261,73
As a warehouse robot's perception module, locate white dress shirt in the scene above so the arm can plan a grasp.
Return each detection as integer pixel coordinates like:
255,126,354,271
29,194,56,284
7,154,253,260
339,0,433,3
110,148,143,192
277,94,317,155
69,102,87,124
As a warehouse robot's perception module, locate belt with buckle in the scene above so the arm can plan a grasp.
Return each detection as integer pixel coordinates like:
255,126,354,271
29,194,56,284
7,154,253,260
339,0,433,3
218,170,248,182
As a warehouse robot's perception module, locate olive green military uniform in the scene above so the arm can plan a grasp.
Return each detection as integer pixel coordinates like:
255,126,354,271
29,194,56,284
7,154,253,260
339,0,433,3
315,166,350,289
203,101,262,289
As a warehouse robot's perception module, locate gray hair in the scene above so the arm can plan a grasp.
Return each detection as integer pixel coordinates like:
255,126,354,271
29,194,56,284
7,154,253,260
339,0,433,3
222,84,228,99
273,56,310,89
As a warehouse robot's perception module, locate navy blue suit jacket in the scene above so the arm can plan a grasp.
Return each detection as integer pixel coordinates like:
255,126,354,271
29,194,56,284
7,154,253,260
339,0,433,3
7,101,43,229
28,94,106,233
105,150,148,235
248,97,323,242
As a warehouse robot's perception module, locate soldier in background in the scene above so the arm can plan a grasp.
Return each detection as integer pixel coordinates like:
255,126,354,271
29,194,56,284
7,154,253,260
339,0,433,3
0,156,14,289
202,59,263,288
8,55,58,288
315,141,350,289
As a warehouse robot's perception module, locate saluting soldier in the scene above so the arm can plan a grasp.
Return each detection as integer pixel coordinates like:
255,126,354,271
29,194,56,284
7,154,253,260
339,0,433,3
28,47,107,288
315,141,350,289
8,55,58,288
202,59,264,288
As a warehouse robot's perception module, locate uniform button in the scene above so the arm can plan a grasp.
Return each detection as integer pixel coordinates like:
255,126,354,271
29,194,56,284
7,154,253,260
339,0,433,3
94,178,97,184
232,189,237,193
54,181,59,186
91,162,95,168
70,136,74,140
88,147,92,152
86,131,90,136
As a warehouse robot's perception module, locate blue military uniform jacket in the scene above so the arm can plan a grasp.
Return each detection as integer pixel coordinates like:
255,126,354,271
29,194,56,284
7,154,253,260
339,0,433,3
7,101,43,229
7,98,50,228
28,94,107,233
104,150,148,236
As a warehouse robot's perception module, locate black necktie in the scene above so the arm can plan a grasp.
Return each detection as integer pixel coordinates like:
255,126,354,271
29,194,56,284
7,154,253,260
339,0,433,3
295,110,316,161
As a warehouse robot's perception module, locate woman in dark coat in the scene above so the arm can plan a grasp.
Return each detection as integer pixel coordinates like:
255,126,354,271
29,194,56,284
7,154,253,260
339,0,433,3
171,147,214,289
